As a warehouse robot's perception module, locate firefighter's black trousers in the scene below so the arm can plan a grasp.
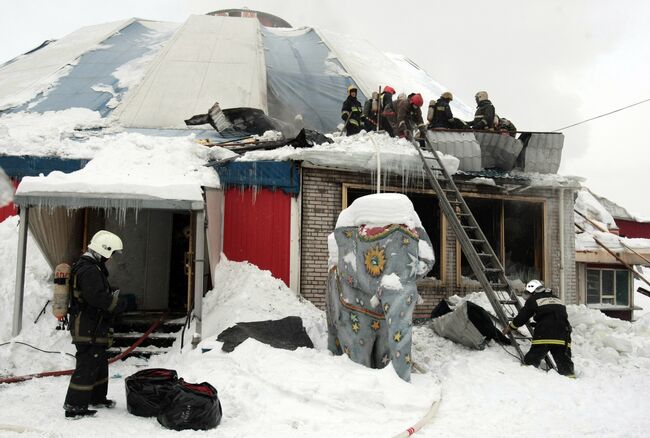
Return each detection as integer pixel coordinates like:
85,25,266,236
524,342,575,376
64,344,109,408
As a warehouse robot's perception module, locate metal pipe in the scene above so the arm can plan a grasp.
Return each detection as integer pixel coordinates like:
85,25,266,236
191,207,206,349
12,207,29,337
559,188,565,300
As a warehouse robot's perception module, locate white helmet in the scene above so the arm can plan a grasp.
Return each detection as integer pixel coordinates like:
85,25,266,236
475,91,489,102
88,230,123,258
525,279,544,294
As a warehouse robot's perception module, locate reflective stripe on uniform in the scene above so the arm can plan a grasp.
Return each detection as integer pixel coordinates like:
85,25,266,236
94,377,108,387
348,119,359,126
531,339,571,347
68,382,94,392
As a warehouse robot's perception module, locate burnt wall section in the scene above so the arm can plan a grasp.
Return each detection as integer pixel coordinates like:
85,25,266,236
300,165,577,317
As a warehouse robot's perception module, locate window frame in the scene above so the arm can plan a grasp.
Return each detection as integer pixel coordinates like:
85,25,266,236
585,266,631,307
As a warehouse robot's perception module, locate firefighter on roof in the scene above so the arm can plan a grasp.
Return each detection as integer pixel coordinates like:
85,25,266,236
428,92,468,130
341,85,364,136
395,93,426,139
503,280,575,377
469,90,496,130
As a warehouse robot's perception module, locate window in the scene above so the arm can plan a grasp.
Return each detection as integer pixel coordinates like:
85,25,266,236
459,197,544,286
586,268,630,306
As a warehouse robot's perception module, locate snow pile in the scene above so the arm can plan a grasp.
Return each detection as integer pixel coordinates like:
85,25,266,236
0,108,108,158
336,192,423,229
239,130,460,176
0,166,13,207
17,132,220,202
198,258,328,350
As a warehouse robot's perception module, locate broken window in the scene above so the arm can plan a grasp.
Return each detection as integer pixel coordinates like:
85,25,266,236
345,187,441,279
459,197,544,288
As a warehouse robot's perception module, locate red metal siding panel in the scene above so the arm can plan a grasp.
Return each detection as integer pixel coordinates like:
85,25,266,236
615,219,650,239
223,187,291,285
0,178,19,223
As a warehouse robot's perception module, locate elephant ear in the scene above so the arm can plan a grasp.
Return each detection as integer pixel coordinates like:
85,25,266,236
415,226,435,277
334,226,359,288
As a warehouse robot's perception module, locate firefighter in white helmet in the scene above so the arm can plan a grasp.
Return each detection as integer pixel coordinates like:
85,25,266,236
64,230,127,418
503,280,575,377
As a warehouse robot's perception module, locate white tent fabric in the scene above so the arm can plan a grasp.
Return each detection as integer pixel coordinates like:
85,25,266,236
118,14,268,129
0,19,133,111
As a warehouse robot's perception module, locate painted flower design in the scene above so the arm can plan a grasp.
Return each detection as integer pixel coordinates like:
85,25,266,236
364,246,386,277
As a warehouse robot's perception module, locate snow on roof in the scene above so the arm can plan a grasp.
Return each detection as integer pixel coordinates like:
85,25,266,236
15,132,219,205
335,192,423,228
237,130,460,176
575,189,650,264
317,29,474,120
576,189,617,230
590,189,650,223
0,19,137,111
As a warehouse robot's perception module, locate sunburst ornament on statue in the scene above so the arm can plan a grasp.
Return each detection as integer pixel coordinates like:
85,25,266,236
364,246,386,277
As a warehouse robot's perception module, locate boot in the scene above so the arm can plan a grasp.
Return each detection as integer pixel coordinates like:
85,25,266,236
90,399,116,409
64,404,97,419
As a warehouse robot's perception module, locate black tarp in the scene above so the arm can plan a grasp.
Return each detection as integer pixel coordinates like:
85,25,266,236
217,316,314,352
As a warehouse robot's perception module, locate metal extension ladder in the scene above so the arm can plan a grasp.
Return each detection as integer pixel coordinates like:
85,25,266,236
410,135,551,367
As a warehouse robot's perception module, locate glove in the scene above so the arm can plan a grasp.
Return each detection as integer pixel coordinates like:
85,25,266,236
502,325,512,336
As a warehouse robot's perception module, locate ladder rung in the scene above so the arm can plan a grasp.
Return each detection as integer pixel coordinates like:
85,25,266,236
490,283,509,288
462,225,477,229
499,299,518,305
478,253,492,257
469,239,484,244
484,268,503,272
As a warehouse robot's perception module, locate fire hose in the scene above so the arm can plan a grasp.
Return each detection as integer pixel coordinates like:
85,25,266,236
0,315,164,385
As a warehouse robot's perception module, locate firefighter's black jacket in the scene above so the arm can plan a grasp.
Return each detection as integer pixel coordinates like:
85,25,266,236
69,253,123,345
470,99,495,130
341,95,363,128
430,97,454,128
509,290,572,345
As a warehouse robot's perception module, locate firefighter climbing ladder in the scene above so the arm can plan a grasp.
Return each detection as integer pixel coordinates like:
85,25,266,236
409,136,552,367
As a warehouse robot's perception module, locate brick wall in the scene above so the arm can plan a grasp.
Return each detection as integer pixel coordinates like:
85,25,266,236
300,165,578,315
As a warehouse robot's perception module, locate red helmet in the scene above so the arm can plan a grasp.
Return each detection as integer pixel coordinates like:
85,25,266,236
383,85,395,94
409,93,424,107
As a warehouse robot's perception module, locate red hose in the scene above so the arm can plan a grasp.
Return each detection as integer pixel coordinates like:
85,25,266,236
0,316,165,385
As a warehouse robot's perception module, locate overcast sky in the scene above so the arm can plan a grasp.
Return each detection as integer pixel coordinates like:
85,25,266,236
1,0,649,217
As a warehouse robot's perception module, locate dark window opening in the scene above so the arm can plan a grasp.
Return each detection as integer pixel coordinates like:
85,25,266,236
586,268,630,307
346,188,441,279
460,198,501,282
504,200,543,283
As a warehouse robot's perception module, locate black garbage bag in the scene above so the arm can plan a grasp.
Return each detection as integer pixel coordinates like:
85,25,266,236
157,379,223,431
217,316,314,353
125,368,178,417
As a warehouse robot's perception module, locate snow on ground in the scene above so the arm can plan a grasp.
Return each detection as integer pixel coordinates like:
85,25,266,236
1,217,650,437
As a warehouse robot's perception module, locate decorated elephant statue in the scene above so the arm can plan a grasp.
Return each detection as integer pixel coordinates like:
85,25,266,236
326,193,435,381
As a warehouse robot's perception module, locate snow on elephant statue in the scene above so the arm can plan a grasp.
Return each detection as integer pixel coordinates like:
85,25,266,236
326,193,435,381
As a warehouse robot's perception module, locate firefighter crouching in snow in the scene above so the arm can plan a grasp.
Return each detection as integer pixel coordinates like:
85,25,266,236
341,85,364,136
395,92,426,140
64,230,127,418
502,280,575,377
